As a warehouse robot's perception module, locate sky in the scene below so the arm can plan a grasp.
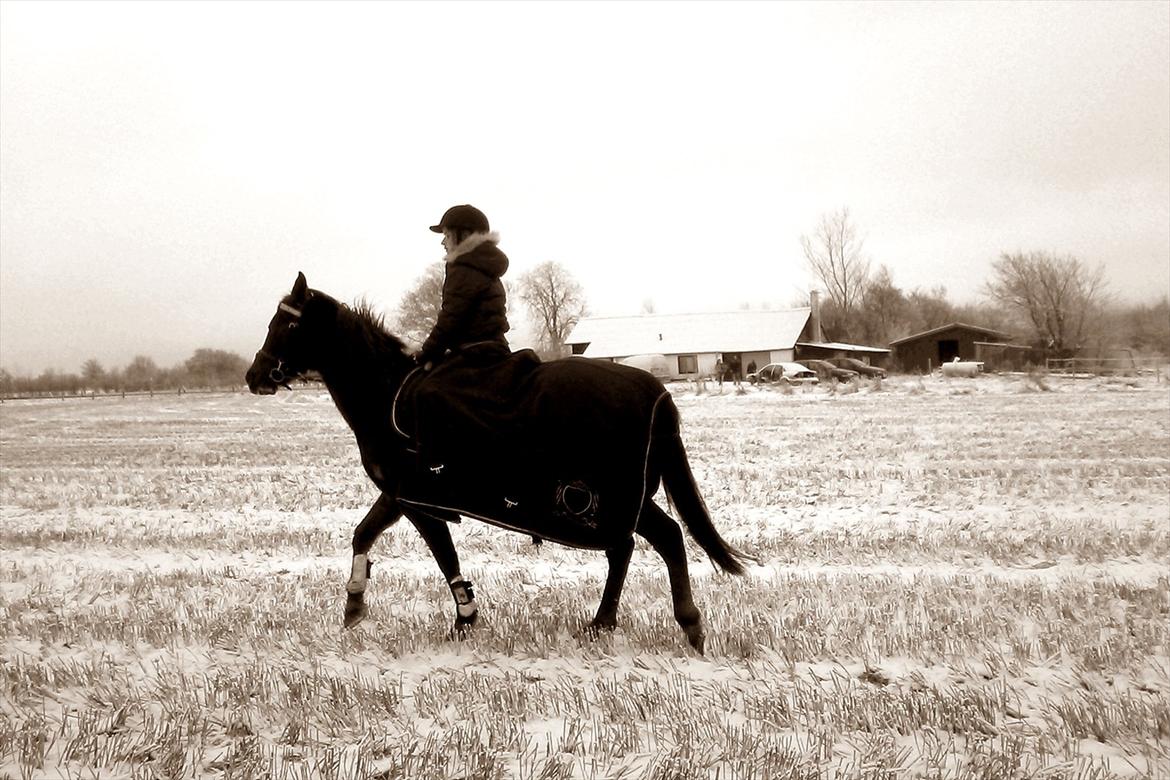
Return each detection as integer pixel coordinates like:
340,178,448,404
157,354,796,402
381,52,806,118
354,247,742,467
1,1,1167,375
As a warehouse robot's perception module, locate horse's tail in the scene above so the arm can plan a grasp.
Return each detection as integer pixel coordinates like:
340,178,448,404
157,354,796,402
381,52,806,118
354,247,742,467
651,394,752,576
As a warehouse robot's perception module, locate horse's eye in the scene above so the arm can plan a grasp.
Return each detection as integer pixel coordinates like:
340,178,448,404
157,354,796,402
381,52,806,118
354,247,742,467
288,322,298,330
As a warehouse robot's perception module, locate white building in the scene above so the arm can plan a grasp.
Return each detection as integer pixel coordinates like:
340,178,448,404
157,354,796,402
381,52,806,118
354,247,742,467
565,308,817,380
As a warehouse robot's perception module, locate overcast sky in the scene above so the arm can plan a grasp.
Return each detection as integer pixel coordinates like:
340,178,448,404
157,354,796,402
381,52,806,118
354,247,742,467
2,1,1167,375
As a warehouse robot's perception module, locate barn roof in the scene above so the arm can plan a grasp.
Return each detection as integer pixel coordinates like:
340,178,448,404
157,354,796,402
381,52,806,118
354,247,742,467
797,341,890,354
565,309,811,359
889,322,1014,346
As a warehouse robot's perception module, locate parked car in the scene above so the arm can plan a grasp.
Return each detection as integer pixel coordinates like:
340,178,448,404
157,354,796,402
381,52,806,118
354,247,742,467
748,362,819,386
801,359,859,383
826,357,887,379
617,353,671,380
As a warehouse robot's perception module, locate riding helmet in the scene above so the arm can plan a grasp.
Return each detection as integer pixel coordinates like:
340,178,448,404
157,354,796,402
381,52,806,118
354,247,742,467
430,204,490,234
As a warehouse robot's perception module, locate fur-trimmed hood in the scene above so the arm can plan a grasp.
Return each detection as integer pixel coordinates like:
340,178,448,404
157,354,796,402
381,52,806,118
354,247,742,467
444,231,508,277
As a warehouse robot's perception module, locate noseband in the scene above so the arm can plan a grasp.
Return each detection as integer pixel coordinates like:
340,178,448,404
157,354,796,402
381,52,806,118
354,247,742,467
256,348,298,384
256,302,304,385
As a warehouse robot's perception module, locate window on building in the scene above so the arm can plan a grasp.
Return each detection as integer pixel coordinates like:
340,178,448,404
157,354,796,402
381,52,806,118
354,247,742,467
677,355,698,374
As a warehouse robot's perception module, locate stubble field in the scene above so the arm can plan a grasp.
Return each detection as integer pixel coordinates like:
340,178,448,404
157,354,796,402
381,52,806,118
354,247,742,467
1,373,1168,780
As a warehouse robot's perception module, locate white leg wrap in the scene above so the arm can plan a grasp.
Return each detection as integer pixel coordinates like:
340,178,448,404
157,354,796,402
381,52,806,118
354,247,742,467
346,554,368,594
450,574,478,618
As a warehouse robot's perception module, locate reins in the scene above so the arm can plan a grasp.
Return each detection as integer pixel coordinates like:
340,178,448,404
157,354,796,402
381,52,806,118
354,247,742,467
391,366,425,441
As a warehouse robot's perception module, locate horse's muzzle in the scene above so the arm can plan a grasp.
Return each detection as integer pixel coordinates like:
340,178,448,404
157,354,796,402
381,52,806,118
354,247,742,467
245,359,279,395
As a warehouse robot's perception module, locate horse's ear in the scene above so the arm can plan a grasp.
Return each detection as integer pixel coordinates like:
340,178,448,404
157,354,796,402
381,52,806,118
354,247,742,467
292,272,308,301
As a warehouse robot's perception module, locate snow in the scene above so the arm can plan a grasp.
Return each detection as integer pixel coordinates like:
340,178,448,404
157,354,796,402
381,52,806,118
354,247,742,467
1,376,1167,778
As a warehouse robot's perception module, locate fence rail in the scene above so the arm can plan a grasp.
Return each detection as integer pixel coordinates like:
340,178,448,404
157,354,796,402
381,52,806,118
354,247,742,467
0,386,251,403
1045,357,1165,376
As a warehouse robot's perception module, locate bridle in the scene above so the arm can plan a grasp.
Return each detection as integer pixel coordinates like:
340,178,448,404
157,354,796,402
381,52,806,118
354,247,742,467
255,301,305,386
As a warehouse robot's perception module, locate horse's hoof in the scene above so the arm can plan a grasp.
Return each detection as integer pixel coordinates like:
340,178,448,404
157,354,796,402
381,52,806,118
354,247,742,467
343,594,367,629
575,618,617,644
685,626,706,655
448,611,478,640
588,618,617,636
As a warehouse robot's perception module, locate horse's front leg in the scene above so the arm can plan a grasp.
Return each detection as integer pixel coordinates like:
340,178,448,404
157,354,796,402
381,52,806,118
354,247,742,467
345,493,401,628
405,510,479,637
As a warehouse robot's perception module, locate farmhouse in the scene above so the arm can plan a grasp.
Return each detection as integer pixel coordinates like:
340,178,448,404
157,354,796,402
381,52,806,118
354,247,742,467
890,322,1028,374
566,299,889,380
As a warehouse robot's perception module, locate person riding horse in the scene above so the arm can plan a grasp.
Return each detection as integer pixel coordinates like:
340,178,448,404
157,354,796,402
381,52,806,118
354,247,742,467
246,264,753,650
417,204,511,369
405,205,540,515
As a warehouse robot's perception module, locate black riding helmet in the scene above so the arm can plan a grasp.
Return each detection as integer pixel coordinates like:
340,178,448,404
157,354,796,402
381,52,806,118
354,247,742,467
430,205,490,234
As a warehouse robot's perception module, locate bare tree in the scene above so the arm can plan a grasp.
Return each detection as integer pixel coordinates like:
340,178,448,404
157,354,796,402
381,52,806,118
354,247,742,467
123,355,160,391
857,265,906,345
184,348,249,388
985,251,1108,357
902,285,955,337
800,208,871,326
392,262,445,350
81,359,105,391
1110,295,1170,355
518,261,587,359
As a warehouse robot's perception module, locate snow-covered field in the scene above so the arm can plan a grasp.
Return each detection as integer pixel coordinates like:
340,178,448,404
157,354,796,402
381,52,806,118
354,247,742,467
1,373,1167,779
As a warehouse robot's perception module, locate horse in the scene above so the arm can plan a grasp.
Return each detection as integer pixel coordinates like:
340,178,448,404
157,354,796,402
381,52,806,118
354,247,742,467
245,272,751,652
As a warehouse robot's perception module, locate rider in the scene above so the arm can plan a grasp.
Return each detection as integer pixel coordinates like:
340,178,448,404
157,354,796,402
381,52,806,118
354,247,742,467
408,206,541,545
417,204,510,368
406,204,517,484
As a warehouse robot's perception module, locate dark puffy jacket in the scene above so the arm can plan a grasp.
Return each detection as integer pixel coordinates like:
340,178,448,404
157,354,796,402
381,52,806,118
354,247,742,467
419,233,510,365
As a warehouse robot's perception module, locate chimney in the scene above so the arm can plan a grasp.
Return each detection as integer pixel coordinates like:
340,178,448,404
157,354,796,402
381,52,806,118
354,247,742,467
809,290,825,343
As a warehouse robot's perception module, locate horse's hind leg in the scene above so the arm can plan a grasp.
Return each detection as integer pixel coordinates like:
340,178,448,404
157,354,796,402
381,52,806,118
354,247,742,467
405,511,479,636
345,493,401,628
589,537,635,634
636,502,705,653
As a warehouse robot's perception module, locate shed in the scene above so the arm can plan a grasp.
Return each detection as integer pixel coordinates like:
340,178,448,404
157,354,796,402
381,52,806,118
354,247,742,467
890,323,1015,374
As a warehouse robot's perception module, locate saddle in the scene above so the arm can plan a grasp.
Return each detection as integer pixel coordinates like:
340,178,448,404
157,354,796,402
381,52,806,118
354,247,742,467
392,350,669,549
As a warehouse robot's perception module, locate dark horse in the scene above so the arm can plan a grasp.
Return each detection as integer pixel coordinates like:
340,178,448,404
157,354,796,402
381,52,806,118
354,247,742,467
245,273,750,652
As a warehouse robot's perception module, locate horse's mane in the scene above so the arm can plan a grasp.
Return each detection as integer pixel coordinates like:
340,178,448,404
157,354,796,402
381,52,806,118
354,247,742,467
314,291,411,367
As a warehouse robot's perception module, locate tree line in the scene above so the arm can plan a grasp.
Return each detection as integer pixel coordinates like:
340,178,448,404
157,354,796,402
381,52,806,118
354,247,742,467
0,348,250,398
800,208,1168,361
395,212,1167,366
5,213,1165,396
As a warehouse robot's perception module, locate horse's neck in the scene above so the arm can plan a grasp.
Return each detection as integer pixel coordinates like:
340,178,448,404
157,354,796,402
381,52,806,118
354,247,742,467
316,323,408,449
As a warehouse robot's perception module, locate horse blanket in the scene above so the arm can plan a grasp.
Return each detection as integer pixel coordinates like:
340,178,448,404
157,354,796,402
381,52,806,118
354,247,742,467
393,349,671,549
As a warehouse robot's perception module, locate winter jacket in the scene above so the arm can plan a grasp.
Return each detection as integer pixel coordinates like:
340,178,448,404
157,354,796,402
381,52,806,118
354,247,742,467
419,231,510,365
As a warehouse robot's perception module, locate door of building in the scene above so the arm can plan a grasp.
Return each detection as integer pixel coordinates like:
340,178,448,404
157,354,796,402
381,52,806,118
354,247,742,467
724,352,743,380
938,340,959,364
